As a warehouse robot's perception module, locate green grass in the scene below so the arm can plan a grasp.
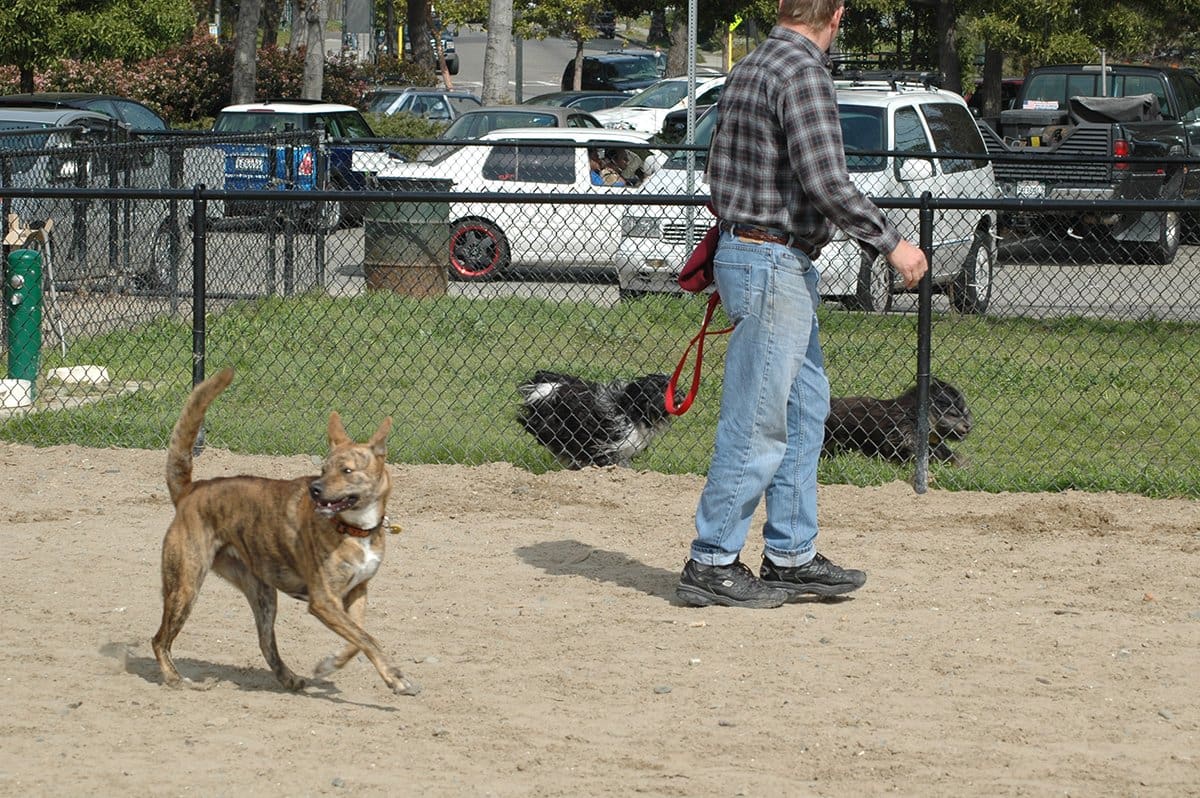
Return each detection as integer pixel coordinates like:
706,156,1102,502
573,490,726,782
3,291,1197,497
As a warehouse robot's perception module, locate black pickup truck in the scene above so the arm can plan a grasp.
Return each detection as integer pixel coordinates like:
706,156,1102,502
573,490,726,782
977,63,1200,263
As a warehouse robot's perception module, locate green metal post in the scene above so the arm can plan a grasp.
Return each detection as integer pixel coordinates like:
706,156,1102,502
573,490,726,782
5,249,43,397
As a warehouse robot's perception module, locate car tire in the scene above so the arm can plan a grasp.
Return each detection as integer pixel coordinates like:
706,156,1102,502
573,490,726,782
134,218,183,293
1143,210,1180,265
850,251,893,312
449,219,509,280
950,231,994,315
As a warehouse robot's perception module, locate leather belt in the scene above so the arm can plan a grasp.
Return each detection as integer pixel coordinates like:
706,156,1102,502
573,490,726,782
719,220,812,256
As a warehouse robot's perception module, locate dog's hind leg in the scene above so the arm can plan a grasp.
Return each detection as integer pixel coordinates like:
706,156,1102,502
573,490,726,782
307,589,421,696
152,522,211,686
212,550,306,691
313,583,367,679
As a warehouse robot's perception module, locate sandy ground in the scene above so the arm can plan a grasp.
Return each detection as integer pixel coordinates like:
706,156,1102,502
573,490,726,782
1,441,1198,797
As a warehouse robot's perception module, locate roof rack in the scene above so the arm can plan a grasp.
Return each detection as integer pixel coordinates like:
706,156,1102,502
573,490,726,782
835,69,944,90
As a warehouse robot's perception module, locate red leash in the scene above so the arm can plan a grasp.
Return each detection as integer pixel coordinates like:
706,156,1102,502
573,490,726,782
665,292,734,416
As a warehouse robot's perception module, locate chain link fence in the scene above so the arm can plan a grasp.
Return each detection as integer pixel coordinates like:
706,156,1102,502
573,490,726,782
1,132,1197,497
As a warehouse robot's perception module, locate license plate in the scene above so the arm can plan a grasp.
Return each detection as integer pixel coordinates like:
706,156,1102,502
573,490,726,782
234,156,264,171
1016,180,1046,199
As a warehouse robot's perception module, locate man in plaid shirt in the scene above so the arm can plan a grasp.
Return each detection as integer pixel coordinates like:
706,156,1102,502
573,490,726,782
676,0,928,609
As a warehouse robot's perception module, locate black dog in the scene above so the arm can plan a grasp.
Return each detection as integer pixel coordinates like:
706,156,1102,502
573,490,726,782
822,377,974,465
518,371,672,469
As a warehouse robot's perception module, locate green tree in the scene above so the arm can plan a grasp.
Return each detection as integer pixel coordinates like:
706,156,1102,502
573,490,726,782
521,0,605,91
0,0,193,92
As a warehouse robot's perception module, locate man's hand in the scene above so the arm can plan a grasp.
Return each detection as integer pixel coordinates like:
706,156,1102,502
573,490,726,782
887,240,928,288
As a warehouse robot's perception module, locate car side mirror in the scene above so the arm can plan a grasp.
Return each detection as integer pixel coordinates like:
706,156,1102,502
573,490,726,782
896,157,935,181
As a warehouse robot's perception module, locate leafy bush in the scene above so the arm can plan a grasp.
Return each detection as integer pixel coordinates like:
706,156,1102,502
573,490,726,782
364,111,447,159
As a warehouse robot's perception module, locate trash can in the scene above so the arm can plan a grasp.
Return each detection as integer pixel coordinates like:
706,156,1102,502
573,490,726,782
363,177,452,298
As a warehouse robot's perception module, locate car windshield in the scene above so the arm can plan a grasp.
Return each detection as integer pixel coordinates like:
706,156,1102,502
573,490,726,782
214,111,311,133
442,111,559,139
620,81,689,109
366,92,403,114
612,59,659,80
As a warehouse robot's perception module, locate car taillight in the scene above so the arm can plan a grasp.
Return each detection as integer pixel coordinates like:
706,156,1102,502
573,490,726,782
299,150,314,176
1113,139,1131,170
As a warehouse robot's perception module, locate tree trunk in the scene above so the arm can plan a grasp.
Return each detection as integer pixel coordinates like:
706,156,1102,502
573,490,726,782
19,65,34,94
666,9,687,79
935,0,962,94
384,0,397,58
231,0,263,104
301,0,326,100
648,8,667,44
569,39,584,90
980,43,1003,120
408,0,434,69
287,0,304,53
261,0,282,48
482,0,512,104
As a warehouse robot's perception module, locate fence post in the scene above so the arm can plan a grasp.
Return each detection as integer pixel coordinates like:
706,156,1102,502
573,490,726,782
913,192,934,494
190,184,209,454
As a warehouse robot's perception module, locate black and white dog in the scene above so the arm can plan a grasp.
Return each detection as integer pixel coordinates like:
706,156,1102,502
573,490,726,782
518,371,673,469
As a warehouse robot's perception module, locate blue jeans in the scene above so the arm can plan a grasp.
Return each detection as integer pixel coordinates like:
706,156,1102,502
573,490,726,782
689,232,830,568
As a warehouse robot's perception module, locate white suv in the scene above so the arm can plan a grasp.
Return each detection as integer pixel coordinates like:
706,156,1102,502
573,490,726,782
616,79,1000,313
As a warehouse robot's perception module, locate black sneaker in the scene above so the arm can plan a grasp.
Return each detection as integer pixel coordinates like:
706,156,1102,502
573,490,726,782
760,553,867,597
676,559,789,609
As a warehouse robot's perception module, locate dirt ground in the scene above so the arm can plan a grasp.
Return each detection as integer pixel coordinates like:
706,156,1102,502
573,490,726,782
1,441,1197,797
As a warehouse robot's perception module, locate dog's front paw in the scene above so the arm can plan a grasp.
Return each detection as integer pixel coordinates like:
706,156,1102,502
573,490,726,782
388,668,422,696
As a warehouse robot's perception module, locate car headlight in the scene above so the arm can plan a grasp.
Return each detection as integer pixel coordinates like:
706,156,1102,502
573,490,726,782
606,121,634,130
621,215,661,238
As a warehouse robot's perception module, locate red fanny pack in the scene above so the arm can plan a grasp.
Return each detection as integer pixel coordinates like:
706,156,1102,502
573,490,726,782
677,222,720,293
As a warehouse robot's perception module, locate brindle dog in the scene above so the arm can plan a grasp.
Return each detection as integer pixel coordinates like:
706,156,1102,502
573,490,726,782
152,368,419,696
823,377,973,465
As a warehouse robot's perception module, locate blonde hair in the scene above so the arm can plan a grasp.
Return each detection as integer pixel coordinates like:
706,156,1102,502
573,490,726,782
778,0,844,28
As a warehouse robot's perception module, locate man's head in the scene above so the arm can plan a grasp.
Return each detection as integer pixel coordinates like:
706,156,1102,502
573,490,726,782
778,0,845,31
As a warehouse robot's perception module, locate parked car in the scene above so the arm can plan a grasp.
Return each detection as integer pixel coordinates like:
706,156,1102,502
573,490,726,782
616,81,1001,314
0,92,169,131
438,105,603,140
0,106,175,288
418,105,605,162
595,11,616,38
364,86,481,121
0,107,130,183
358,127,663,280
211,100,379,229
592,74,725,135
560,54,661,93
522,91,631,113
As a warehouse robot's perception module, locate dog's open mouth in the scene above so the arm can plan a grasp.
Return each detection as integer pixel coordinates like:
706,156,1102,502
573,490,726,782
313,494,358,516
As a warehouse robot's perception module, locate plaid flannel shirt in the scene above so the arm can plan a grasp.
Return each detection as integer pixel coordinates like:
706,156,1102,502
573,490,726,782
708,26,901,259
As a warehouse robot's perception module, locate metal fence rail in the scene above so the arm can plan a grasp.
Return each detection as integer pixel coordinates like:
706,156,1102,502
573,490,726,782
2,137,1198,498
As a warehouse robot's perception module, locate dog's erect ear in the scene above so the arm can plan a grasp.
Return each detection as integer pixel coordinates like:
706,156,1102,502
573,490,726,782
327,411,351,447
369,417,393,455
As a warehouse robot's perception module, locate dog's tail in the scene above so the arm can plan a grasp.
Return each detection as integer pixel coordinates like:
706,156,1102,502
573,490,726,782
166,368,234,506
